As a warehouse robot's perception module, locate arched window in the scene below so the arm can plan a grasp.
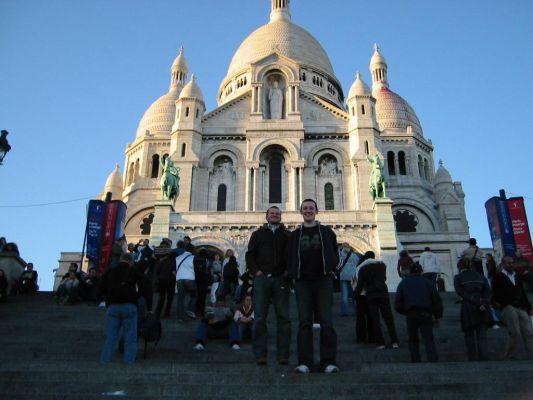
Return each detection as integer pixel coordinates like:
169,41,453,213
128,162,135,185
269,156,282,203
364,141,369,155
134,159,140,180
324,183,334,210
398,151,407,175
217,184,227,211
185,107,189,117
387,151,396,175
151,154,160,178
181,143,186,157
418,155,424,178
424,158,430,180
196,108,199,118
361,104,366,115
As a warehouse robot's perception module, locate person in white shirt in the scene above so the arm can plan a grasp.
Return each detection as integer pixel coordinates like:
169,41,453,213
419,247,440,287
175,240,196,321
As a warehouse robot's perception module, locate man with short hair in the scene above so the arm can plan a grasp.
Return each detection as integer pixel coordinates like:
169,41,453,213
492,256,533,359
419,247,440,286
246,205,290,365
100,253,146,363
460,238,484,275
288,199,339,373
175,240,197,320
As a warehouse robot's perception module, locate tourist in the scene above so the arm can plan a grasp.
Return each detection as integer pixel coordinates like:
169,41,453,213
15,263,38,294
194,249,212,317
288,199,339,374
355,251,399,350
397,250,414,278
154,240,176,318
220,253,239,301
100,253,147,364
395,262,442,362
485,253,498,282
183,235,196,254
337,243,359,316
419,247,440,286
232,294,255,347
513,249,533,292
454,257,491,361
193,296,239,351
175,240,197,320
351,253,374,344
57,270,81,305
80,267,102,303
4,242,20,256
245,205,290,366
0,269,8,302
492,256,533,359
0,237,6,252
460,238,483,275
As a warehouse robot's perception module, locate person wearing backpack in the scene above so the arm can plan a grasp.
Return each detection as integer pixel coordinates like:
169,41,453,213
100,253,147,364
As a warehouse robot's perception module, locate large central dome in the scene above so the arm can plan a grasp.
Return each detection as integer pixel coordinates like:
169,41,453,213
227,19,335,78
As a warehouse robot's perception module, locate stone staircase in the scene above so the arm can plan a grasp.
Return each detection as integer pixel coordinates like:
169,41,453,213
1,292,533,399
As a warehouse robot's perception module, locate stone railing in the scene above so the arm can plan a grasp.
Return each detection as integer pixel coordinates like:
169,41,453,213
0,252,27,292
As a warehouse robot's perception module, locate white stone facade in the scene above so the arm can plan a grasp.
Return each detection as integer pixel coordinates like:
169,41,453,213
102,1,470,291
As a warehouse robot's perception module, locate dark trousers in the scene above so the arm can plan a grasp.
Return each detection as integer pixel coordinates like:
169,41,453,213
406,311,438,362
355,295,373,343
155,279,175,318
196,282,208,316
294,275,337,369
368,295,399,346
176,279,197,319
252,275,291,360
464,324,488,361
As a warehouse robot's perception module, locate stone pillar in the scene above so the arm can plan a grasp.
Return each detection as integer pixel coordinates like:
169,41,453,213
150,200,174,246
244,167,251,211
258,86,263,114
373,197,400,291
287,165,295,211
252,167,258,211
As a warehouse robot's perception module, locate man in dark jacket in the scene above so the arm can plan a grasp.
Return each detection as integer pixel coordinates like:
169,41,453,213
288,199,339,374
396,262,442,362
246,206,290,365
355,251,399,350
100,253,147,363
492,256,533,359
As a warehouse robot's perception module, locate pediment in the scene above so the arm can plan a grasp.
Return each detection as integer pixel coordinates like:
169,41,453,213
202,94,251,126
437,191,459,204
299,94,348,123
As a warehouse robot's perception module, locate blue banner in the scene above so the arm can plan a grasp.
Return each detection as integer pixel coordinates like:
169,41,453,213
86,200,106,262
485,197,516,258
113,201,127,242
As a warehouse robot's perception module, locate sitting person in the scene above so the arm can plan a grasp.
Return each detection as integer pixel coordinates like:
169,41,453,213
231,294,254,347
4,242,20,256
236,271,254,303
0,269,8,303
193,296,240,350
16,263,38,294
0,237,7,252
80,267,102,303
219,254,239,301
57,270,81,305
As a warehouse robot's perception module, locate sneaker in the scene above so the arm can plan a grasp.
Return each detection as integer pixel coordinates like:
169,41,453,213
231,344,241,350
256,357,267,366
376,345,386,350
185,311,197,319
313,323,321,329
324,364,339,374
294,364,310,374
98,301,106,308
392,342,400,349
193,343,205,351
492,324,501,330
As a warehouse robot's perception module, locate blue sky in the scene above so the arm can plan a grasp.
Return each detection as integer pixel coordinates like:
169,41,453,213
1,0,532,290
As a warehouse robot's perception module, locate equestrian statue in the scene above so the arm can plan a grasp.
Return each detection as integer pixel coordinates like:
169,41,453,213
367,154,387,201
160,157,180,203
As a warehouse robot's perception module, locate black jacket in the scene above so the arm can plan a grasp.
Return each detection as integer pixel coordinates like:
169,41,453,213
454,270,491,330
246,224,289,276
287,223,339,280
354,258,389,299
101,262,145,307
492,271,531,312
395,275,443,319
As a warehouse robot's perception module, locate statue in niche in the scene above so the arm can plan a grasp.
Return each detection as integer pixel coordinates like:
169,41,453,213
268,80,283,119
319,157,338,176
215,160,233,176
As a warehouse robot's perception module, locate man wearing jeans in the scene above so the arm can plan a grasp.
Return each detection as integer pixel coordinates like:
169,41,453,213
246,206,290,365
492,256,533,359
175,241,197,321
288,199,339,373
100,253,147,363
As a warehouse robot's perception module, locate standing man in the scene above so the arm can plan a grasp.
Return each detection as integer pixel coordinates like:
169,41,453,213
460,238,484,275
246,206,290,366
175,240,197,321
492,256,533,359
288,199,339,373
419,247,440,286
100,253,146,363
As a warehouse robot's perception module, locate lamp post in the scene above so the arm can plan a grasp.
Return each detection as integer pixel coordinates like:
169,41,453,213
0,130,11,165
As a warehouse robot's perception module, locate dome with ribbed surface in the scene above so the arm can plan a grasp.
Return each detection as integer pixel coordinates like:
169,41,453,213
348,72,371,99
227,19,335,78
373,87,423,135
135,87,180,138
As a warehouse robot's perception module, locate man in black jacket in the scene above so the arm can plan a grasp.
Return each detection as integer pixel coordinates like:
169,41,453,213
492,256,533,359
246,206,290,365
355,251,399,350
288,199,339,373
100,253,147,363
395,262,442,362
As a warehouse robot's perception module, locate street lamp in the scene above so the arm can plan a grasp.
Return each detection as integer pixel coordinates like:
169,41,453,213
0,130,11,165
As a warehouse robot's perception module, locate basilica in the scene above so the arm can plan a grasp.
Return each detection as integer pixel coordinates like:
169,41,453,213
99,0,469,291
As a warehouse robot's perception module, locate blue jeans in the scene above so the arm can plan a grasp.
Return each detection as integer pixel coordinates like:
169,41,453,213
196,321,239,344
339,280,355,316
406,311,438,362
176,279,197,319
252,275,291,360
100,303,138,363
294,275,337,368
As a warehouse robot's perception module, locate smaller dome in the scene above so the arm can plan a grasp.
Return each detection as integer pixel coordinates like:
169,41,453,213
102,164,123,201
135,86,180,138
370,43,387,66
179,74,204,102
172,47,188,72
435,160,453,186
348,72,371,99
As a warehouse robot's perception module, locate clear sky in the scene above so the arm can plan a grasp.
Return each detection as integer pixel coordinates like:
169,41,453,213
1,0,532,291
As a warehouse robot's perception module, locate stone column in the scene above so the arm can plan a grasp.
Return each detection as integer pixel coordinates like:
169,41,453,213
286,165,295,211
244,167,251,212
150,200,174,246
252,166,259,211
373,197,399,290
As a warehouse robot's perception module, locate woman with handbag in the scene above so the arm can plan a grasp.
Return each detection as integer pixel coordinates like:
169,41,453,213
454,257,492,361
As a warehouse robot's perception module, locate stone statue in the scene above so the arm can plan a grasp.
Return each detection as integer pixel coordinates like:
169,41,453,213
268,80,283,119
367,154,386,200
160,157,180,203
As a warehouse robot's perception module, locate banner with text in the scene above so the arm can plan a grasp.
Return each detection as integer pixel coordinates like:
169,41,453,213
485,197,516,259
86,200,106,262
507,197,533,263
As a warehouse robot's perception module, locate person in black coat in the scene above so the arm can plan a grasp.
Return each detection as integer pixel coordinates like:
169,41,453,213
0,269,8,303
395,262,442,362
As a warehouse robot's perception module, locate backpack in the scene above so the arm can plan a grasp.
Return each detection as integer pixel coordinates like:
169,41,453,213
138,313,162,359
